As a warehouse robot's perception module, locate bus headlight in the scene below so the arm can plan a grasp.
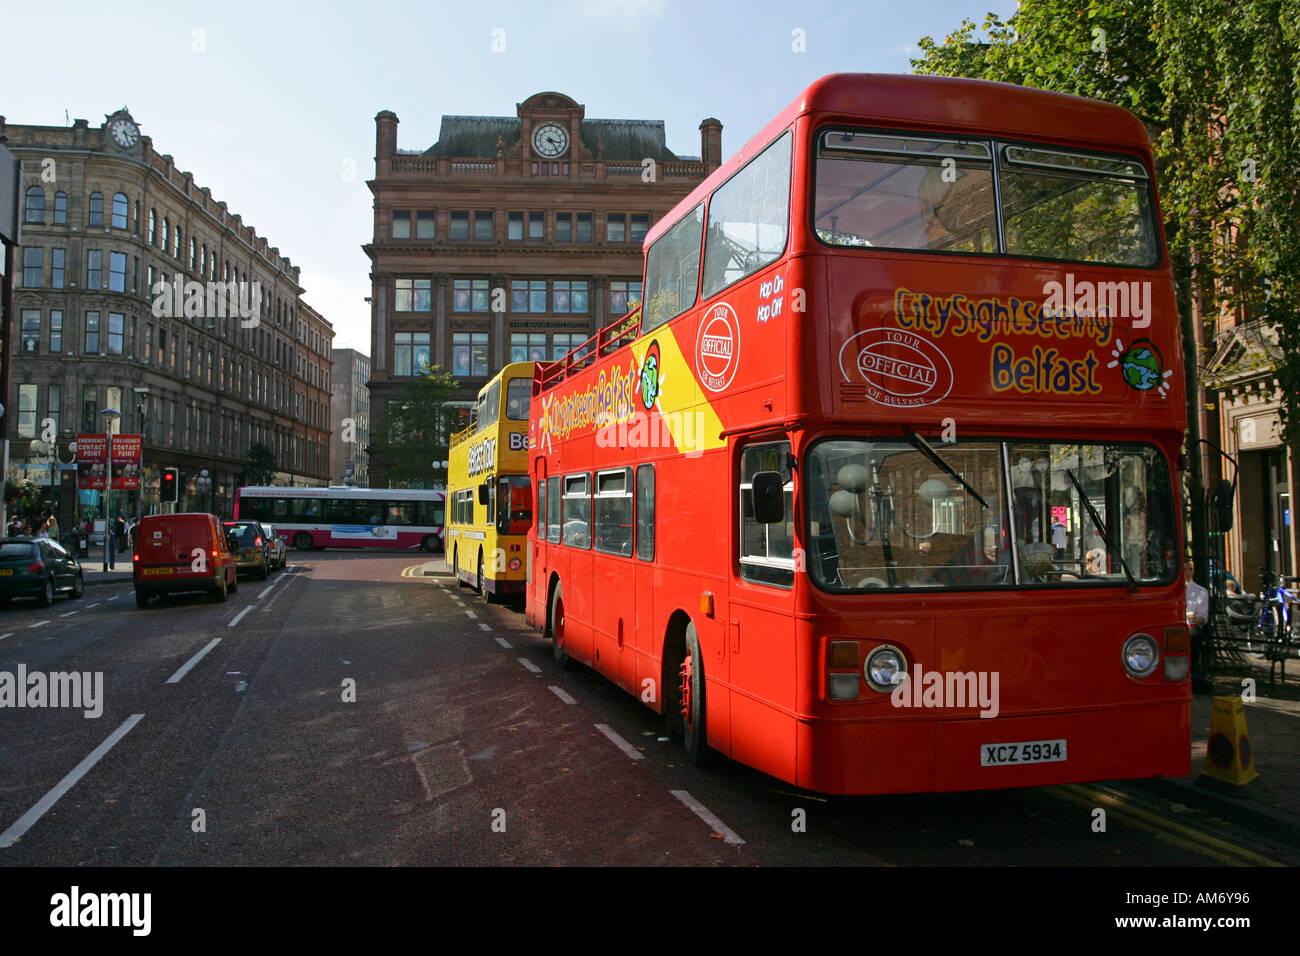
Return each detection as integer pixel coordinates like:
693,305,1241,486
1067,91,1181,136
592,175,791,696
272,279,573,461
1122,633,1160,678
864,644,907,693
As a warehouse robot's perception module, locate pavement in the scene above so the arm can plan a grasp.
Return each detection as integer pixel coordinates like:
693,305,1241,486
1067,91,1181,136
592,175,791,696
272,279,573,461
1129,653,1300,846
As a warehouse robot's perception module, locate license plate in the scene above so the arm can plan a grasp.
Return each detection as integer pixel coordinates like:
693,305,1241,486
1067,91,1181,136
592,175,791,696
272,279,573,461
141,567,178,576
980,739,1067,767
0,569,11,576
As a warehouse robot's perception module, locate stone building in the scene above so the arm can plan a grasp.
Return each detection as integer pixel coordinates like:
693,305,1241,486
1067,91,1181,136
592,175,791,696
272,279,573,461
329,348,370,486
2,108,333,524
364,91,722,487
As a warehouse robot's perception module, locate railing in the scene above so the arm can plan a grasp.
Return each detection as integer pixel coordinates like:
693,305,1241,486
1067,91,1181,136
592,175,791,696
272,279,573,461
536,305,642,392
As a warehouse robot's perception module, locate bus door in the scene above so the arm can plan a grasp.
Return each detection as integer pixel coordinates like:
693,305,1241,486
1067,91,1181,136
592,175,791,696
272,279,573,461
728,438,798,779
531,456,547,616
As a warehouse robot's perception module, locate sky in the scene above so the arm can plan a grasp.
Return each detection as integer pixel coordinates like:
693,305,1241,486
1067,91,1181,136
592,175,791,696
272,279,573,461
2,0,1018,354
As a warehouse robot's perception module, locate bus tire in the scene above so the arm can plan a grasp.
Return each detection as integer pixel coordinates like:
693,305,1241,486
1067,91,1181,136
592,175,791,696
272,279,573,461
294,532,313,551
421,535,440,553
681,623,708,766
478,551,495,604
550,582,570,669
454,545,469,588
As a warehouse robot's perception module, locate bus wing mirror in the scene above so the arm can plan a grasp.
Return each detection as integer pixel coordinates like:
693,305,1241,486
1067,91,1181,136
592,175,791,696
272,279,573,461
1214,480,1235,532
478,483,490,506
752,472,785,524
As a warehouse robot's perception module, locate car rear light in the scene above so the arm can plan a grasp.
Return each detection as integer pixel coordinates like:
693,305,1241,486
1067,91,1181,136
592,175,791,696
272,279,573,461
211,550,218,560
27,561,44,573
133,553,140,562
254,537,262,547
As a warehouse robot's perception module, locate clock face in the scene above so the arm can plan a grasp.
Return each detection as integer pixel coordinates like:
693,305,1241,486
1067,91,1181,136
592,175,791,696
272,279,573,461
532,122,568,158
110,118,139,148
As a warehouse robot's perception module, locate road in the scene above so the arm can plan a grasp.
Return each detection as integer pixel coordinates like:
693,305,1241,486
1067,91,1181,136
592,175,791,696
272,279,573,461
0,551,1290,866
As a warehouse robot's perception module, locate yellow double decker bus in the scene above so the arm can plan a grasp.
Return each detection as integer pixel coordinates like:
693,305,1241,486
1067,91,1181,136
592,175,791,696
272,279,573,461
446,362,534,600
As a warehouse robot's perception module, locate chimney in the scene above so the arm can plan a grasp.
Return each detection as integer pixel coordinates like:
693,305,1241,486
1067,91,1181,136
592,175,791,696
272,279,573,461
376,110,398,178
699,117,723,169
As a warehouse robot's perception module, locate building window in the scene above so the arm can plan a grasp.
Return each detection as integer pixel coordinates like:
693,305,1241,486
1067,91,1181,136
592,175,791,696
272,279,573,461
450,211,469,240
54,192,67,225
452,332,488,377
393,332,431,376
106,313,123,355
85,312,101,353
50,312,63,353
190,237,198,270
112,193,128,229
556,213,572,242
610,280,642,315
607,214,626,243
24,187,45,223
553,280,588,314
631,214,650,243
82,386,97,432
551,333,585,360
529,212,545,241
18,385,38,439
149,208,157,245
473,211,493,241
47,385,61,437
86,249,102,288
51,248,65,289
392,210,411,239
511,332,548,363
576,213,593,242
508,212,524,241
109,252,127,292
89,192,104,226
453,278,490,312
511,279,547,313
395,278,432,312
412,210,435,239
22,247,42,287
21,310,40,353
173,225,181,258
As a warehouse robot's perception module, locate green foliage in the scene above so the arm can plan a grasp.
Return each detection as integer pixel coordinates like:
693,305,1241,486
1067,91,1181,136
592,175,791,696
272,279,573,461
243,442,277,486
374,365,460,487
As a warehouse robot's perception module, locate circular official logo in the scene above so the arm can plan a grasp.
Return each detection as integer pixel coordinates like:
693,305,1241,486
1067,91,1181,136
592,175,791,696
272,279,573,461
838,327,954,408
695,303,740,392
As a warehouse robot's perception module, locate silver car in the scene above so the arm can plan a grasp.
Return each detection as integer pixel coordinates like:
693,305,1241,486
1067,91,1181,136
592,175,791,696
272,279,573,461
260,523,287,570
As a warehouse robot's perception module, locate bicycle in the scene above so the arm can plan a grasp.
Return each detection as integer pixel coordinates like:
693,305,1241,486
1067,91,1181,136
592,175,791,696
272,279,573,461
1253,568,1299,661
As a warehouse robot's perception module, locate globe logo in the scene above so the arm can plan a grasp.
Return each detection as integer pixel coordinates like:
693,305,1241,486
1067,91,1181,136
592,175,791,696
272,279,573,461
1119,339,1164,391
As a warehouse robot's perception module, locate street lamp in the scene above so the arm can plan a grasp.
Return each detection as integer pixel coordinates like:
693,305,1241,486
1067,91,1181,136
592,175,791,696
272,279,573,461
196,469,214,515
133,387,150,527
101,407,121,571
28,428,76,538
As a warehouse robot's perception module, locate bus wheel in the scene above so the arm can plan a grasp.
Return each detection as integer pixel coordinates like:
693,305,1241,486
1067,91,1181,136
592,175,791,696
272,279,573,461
454,545,468,588
421,535,440,553
478,551,494,604
550,583,570,669
680,623,708,765
293,532,313,551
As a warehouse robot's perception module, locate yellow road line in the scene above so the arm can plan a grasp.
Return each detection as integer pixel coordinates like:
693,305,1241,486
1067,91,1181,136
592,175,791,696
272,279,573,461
1045,783,1285,866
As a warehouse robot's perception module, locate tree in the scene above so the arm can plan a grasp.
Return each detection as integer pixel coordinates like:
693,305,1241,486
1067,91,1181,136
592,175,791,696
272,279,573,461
373,365,461,487
243,442,277,486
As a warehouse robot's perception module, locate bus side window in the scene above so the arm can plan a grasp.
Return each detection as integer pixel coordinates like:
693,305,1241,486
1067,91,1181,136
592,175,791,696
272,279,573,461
562,474,591,549
547,476,561,544
636,464,655,561
537,479,546,538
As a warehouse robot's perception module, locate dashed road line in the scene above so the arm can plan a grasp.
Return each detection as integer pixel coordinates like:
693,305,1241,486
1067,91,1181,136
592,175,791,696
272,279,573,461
0,713,145,849
670,789,745,845
257,583,276,599
228,607,253,628
0,633,12,642
166,638,222,684
58,611,79,618
495,637,512,649
518,657,541,673
28,621,50,629
595,723,644,761
465,610,477,619
548,686,577,705
478,622,492,631
86,603,102,609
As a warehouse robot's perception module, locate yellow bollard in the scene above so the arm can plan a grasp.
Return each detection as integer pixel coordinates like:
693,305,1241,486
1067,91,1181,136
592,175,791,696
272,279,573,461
1196,696,1262,795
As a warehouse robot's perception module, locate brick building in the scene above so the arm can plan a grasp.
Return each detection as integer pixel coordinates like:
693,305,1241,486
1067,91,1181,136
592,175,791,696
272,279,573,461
1,108,333,524
329,348,370,486
364,91,722,487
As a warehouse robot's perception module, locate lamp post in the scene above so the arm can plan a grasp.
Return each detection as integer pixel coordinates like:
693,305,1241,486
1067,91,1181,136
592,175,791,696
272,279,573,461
28,428,75,539
101,407,120,571
133,387,150,527
196,469,213,515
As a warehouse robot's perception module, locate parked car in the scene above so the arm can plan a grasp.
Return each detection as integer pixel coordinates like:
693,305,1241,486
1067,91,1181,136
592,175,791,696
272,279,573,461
223,520,272,580
133,513,237,608
0,537,84,606
260,523,287,570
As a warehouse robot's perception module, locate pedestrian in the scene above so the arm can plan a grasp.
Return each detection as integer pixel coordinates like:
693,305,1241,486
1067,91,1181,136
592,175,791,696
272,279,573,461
114,514,127,553
45,513,59,541
1185,557,1211,692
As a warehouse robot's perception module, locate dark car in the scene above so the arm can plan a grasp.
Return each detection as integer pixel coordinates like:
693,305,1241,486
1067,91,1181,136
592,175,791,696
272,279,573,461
260,523,287,571
0,537,85,607
134,513,237,608
223,520,272,579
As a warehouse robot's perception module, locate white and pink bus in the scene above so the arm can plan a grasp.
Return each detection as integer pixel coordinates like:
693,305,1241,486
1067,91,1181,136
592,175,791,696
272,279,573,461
233,486,446,552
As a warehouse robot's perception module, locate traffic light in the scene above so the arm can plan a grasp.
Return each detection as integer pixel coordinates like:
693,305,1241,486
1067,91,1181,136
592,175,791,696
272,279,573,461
161,467,179,503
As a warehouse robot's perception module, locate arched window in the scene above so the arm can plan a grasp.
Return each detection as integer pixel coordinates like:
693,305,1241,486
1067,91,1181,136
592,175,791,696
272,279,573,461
201,245,207,276
163,215,170,250
24,187,45,223
53,192,67,225
149,209,157,245
173,225,181,258
111,193,128,229
190,237,197,270
88,192,104,226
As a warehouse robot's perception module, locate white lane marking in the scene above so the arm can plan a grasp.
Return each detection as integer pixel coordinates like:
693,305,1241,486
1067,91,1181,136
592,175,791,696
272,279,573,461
227,607,253,628
257,584,275,599
0,633,12,641
465,610,477,619
595,723,644,761
87,603,102,609
549,686,576,705
0,713,145,849
478,623,492,631
495,637,512,649
28,621,50,629
261,577,294,612
59,611,80,618
166,638,222,684
670,790,746,845
106,596,118,601
517,657,541,673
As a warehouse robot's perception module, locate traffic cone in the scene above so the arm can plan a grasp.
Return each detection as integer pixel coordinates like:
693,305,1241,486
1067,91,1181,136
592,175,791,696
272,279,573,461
1196,696,1262,795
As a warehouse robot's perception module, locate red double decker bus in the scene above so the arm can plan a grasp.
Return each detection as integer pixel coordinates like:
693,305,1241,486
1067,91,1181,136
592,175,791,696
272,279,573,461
526,74,1189,795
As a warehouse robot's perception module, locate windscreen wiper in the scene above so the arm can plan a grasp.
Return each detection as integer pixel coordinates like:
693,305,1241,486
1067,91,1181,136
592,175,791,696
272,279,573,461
906,432,990,511
1065,468,1137,592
